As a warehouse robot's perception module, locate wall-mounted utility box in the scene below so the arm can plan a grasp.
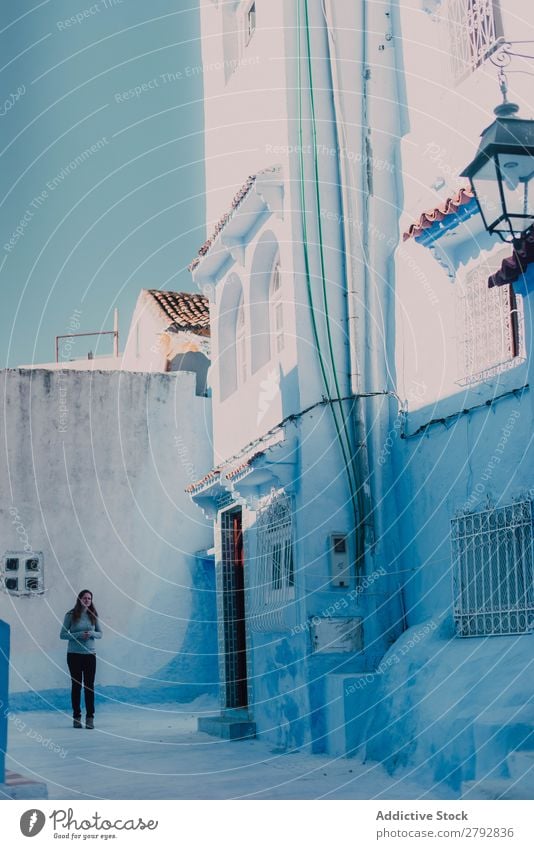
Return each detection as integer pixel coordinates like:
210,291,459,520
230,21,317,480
329,533,350,587
311,617,363,653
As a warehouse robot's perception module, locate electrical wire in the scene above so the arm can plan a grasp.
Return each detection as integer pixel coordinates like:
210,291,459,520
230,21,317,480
296,0,363,560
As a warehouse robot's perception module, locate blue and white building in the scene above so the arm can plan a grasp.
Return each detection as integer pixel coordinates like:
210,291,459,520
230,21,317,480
189,0,534,796
354,0,534,796
187,0,405,751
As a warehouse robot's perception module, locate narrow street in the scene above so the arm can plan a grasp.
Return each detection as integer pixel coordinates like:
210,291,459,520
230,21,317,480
4,700,454,801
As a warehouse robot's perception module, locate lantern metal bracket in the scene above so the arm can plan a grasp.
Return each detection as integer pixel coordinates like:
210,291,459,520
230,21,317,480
490,40,534,68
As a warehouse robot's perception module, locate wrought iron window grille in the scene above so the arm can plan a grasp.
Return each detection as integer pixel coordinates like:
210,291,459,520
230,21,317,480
456,249,524,386
452,500,534,637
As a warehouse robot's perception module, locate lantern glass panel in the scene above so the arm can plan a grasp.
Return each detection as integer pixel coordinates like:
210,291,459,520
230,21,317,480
470,156,503,231
496,152,534,230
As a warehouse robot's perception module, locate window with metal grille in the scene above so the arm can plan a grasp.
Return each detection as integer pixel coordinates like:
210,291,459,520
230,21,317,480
1,552,44,596
443,0,504,83
456,250,524,386
249,492,295,632
452,501,534,637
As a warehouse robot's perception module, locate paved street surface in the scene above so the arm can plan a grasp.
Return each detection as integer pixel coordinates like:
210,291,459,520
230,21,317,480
4,700,455,800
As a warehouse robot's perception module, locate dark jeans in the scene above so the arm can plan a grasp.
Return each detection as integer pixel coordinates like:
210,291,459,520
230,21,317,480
67,653,96,719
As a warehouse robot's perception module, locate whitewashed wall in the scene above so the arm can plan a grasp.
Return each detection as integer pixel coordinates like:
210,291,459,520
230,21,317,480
0,369,213,696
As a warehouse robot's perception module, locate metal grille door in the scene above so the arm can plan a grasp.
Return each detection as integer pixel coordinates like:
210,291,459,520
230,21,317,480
452,501,534,637
220,509,248,708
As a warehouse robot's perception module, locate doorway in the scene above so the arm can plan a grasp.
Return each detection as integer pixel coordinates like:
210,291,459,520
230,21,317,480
220,508,248,708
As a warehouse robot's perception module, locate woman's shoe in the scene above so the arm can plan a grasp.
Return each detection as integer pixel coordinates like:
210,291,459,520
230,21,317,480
73,718,82,728
85,717,94,729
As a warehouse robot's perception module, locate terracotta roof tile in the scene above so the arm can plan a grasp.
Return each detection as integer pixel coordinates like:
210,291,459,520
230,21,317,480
148,290,210,336
488,225,534,288
403,187,475,241
185,468,221,495
188,175,257,272
186,423,286,497
188,166,280,272
226,452,264,480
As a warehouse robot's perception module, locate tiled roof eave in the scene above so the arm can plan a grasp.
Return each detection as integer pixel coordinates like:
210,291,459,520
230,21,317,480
188,166,282,274
403,188,476,243
147,290,210,333
186,426,287,498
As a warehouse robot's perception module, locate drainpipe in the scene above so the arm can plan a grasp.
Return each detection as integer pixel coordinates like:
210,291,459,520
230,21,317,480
323,0,406,644
323,0,374,559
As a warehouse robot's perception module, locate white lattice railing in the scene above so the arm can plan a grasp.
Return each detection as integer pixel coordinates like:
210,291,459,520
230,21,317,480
456,252,523,386
452,500,534,637
443,0,503,82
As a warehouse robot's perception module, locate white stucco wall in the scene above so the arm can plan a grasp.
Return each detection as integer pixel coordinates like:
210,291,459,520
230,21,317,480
0,369,213,695
198,0,292,231
120,290,168,372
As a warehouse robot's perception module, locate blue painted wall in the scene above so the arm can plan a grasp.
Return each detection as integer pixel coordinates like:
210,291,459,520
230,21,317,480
0,619,10,783
359,273,534,787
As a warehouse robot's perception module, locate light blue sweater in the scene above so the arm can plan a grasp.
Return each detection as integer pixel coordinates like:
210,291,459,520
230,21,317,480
60,610,102,655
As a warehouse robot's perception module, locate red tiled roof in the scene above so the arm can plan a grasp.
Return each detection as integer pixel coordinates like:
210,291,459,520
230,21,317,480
188,174,258,272
186,451,266,494
489,225,534,288
148,290,210,336
186,453,262,495
226,452,264,480
186,422,286,497
403,187,475,241
188,166,281,272
185,468,221,494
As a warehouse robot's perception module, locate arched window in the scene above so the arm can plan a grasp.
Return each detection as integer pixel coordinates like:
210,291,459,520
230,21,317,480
236,295,247,387
249,232,281,373
270,261,284,354
218,274,245,401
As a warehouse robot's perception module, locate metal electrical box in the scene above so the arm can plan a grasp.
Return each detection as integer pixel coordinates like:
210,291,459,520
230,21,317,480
329,533,350,587
311,617,363,653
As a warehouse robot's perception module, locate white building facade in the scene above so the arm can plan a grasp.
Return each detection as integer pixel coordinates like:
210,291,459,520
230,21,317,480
187,0,405,751
189,0,534,796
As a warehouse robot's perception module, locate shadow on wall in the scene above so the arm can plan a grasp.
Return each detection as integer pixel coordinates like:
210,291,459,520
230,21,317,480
169,352,210,397
146,553,219,700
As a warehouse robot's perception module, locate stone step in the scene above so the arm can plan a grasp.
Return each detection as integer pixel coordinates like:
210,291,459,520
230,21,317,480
198,714,256,741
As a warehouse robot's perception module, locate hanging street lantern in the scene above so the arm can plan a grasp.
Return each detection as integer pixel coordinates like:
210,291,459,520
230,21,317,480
461,93,534,243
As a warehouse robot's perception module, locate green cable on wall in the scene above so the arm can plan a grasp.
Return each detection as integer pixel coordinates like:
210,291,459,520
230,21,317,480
296,0,363,562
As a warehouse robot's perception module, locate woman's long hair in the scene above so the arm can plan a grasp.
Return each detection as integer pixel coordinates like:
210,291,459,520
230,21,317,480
70,589,98,626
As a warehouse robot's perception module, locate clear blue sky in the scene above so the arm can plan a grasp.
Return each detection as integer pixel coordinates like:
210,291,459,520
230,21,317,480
0,0,205,367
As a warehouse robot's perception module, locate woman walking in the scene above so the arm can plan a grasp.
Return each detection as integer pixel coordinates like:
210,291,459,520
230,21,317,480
60,590,102,729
